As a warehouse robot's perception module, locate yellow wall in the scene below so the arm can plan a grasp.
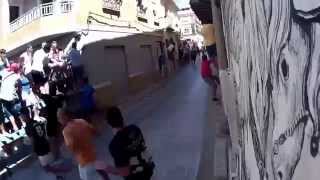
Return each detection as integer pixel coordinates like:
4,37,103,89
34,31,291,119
5,14,77,48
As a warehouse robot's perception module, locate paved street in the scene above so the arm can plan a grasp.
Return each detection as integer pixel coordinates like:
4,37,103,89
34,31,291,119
9,64,218,180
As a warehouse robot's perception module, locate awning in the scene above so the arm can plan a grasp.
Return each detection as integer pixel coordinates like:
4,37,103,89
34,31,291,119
189,0,213,24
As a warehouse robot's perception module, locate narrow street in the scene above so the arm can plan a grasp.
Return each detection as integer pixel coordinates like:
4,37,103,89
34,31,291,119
10,64,213,180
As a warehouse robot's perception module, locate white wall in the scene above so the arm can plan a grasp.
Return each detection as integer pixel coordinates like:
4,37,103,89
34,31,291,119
80,33,162,85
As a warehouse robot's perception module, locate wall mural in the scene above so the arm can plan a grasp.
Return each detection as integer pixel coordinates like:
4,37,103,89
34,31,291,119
220,0,320,179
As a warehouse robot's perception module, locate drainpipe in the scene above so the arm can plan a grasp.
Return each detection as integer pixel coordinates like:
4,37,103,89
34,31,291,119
0,0,10,43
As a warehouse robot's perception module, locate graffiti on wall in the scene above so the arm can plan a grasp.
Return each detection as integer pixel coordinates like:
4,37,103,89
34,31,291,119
221,0,320,179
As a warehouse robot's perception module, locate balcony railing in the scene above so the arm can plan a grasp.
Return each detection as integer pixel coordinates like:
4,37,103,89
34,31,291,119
10,1,74,32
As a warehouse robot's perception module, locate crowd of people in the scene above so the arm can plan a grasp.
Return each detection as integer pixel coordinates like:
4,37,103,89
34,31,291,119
178,40,201,65
0,39,83,136
158,39,201,77
0,38,91,177
0,35,155,180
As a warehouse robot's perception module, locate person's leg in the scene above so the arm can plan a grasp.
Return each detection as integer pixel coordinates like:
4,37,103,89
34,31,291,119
0,105,7,134
203,77,218,101
48,137,61,160
212,80,219,101
2,101,18,131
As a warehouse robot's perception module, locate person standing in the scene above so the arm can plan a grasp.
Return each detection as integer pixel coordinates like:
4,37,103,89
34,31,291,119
0,63,22,131
58,107,103,180
167,39,176,71
158,51,166,76
191,43,198,65
20,45,33,80
78,77,95,120
22,107,53,167
95,106,154,180
68,42,83,82
201,54,220,101
183,44,191,64
0,49,10,68
31,42,50,86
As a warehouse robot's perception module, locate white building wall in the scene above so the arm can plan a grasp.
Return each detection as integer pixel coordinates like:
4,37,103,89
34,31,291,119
80,33,162,85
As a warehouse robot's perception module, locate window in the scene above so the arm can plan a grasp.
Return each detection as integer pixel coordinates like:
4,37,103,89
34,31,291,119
9,6,19,22
183,27,192,35
102,0,122,17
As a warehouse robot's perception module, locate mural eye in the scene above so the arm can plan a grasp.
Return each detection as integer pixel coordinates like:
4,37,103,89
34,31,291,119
281,59,289,80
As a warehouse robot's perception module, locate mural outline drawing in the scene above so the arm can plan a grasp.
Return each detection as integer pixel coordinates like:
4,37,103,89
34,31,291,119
221,0,320,179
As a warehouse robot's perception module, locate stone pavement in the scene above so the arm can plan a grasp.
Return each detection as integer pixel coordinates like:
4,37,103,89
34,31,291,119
8,64,228,180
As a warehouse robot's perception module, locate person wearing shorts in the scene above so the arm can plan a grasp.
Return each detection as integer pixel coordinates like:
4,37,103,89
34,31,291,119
0,64,22,131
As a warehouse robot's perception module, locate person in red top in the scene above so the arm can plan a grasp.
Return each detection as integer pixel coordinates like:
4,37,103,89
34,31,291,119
201,54,220,101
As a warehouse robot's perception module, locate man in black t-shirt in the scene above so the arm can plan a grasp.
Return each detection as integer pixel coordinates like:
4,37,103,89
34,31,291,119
22,107,53,167
95,106,154,180
40,94,63,160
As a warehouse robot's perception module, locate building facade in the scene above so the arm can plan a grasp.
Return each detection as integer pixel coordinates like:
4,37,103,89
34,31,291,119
191,0,320,180
177,7,203,46
0,0,180,106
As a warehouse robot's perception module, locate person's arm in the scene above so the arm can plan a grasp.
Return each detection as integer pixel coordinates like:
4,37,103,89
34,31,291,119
62,128,75,152
209,61,218,76
96,143,132,177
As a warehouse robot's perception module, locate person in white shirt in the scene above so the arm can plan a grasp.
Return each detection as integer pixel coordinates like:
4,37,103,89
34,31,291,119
20,45,33,80
31,42,50,85
0,49,10,68
0,64,22,132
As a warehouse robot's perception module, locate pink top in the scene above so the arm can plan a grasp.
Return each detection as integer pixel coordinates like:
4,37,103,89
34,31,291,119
201,59,212,77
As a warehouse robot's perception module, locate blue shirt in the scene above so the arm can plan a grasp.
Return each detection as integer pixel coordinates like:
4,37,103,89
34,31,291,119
80,84,95,111
69,49,81,67
21,76,30,94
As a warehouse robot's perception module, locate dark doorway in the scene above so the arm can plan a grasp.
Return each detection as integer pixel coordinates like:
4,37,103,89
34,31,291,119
9,6,19,22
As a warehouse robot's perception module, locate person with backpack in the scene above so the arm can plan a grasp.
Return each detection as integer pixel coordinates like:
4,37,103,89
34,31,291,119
201,54,220,101
95,106,154,180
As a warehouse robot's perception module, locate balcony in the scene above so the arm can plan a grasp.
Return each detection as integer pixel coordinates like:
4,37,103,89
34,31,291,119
10,1,74,32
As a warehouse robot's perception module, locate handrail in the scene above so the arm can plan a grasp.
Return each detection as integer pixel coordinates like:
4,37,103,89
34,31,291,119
10,1,74,32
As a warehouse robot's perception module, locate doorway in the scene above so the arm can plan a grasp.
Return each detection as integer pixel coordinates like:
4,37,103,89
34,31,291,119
9,6,20,22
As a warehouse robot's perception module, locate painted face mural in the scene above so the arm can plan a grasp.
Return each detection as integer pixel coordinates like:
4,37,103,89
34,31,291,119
221,0,320,180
